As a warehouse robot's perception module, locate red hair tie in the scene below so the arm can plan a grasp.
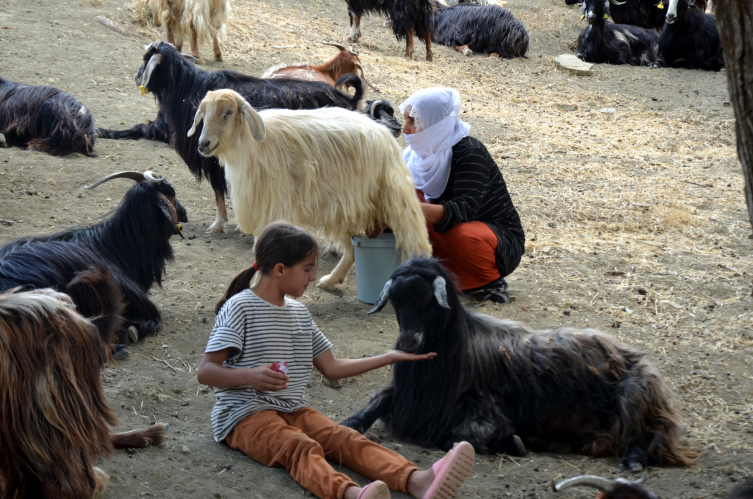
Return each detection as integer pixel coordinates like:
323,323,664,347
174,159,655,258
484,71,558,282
252,262,260,271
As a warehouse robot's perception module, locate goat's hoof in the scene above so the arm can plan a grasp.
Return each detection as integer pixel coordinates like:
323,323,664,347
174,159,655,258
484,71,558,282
127,325,139,344
512,435,526,456
427,52,434,61
113,344,131,360
0,133,6,148
463,48,472,57
208,222,225,234
318,274,342,289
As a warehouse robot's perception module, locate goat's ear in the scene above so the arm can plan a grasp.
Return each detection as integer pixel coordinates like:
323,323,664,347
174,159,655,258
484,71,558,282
368,279,392,315
433,276,451,309
187,107,204,137
240,103,266,143
140,54,163,94
157,194,184,238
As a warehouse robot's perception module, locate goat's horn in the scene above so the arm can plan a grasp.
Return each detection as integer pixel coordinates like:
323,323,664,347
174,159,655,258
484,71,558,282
318,40,347,51
84,171,148,190
615,472,648,486
356,63,381,93
552,476,617,493
143,171,165,183
370,100,384,118
348,45,359,55
609,0,626,5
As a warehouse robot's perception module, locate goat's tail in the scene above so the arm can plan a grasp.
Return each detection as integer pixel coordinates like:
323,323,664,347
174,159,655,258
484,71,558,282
110,422,168,449
182,0,230,44
614,359,698,466
335,73,365,110
378,146,432,260
67,266,127,349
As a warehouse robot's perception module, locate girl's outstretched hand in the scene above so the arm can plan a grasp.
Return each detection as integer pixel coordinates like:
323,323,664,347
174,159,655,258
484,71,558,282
247,367,289,392
386,350,437,363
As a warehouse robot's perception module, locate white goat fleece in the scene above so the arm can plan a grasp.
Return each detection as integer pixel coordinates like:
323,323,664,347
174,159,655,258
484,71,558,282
191,89,432,289
148,0,229,47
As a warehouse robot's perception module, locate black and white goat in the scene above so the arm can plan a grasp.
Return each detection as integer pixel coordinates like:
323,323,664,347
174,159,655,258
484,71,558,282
0,76,96,156
576,0,659,66
343,258,697,471
656,0,723,70
96,41,369,233
0,171,187,356
433,3,529,58
344,0,436,60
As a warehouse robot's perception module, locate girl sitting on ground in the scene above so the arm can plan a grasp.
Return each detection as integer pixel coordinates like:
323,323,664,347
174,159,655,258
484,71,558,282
197,221,476,499
401,87,525,304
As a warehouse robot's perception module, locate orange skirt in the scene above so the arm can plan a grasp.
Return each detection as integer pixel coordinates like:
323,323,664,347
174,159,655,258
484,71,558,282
418,191,501,291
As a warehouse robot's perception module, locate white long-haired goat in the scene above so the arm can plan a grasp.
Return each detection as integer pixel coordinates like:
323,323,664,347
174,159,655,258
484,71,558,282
187,89,432,289
146,0,230,63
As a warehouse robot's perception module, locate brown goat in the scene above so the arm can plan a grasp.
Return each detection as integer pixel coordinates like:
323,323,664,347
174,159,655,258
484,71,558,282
261,42,379,92
0,271,166,499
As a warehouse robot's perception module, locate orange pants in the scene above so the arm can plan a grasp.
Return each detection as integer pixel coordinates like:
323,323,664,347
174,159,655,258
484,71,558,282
418,192,501,290
225,408,418,499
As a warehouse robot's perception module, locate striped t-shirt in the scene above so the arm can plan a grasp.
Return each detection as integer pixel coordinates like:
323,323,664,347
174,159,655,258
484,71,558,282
205,289,332,442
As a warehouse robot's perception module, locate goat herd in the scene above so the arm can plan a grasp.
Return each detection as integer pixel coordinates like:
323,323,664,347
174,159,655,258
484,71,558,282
0,0,741,497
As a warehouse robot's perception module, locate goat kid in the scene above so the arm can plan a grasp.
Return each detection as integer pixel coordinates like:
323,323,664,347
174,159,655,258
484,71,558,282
345,0,437,60
0,282,166,499
576,0,659,66
0,76,96,156
188,89,431,288
433,4,529,58
0,171,186,355
147,0,230,63
656,0,723,70
96,41,367,233
343,258,696,471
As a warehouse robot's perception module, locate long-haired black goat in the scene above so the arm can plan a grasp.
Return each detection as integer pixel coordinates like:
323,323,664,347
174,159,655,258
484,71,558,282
0,171,187,356
344,0,436,60
0,282,166,499
96,41,368,233
576,0,659,65
433,4,529,58
552,474,657,499
0,76,96,156
342,258,697,471
656,0,723,70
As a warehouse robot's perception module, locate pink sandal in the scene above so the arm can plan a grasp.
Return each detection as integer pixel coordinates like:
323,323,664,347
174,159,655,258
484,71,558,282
424,441,476,499
358,480,390,499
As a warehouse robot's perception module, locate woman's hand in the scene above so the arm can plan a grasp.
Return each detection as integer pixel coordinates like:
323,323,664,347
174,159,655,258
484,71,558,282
246,367,289,392
420,202,446,225
385,350,437,363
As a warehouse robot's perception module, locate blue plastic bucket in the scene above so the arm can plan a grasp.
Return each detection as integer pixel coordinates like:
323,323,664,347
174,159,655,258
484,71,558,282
352,233,402,304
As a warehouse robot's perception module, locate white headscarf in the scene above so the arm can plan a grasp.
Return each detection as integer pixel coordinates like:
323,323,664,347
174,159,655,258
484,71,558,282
399,88,471,200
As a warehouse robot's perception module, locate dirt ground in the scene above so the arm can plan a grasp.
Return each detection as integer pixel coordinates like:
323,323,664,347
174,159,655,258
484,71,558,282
1,0,752,497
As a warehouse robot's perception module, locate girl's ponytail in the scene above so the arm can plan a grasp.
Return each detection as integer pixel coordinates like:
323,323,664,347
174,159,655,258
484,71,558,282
214,222,319,314
215,265,257,314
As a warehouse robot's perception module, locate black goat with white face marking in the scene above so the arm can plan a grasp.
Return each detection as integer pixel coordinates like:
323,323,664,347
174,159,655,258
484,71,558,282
576,0,659,66
0,171,187,356
342,258,697,470
0,76,96,156
656,0,723,70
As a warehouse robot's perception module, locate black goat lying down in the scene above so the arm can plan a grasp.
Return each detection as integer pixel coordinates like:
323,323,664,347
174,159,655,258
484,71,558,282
0,76,96,156
364,99,402,137
97,41,371,233
576,0,659,65
656,0,723,70
342,258,697,471
433,4,529,58
0,171,187,357
345,0,437,60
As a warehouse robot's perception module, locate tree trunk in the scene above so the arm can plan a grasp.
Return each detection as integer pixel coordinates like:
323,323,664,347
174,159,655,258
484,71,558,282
714,0,753,233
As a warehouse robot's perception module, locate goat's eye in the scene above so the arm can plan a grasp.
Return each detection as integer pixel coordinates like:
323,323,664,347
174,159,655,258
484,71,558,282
224,110,234,118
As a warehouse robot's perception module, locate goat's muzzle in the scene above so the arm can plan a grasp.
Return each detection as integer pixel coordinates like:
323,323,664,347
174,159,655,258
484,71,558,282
197,138,217,157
